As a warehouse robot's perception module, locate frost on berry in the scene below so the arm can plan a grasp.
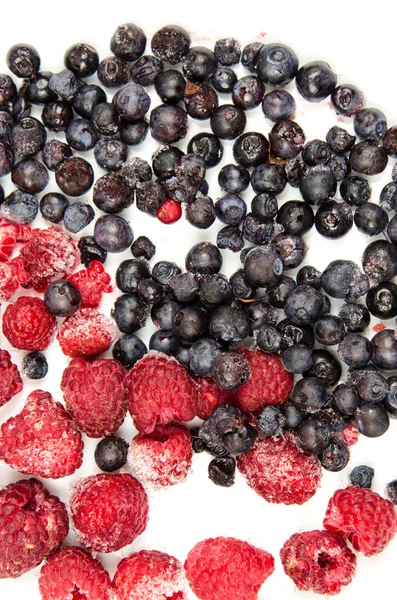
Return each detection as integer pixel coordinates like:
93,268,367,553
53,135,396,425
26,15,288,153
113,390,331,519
114,550,188,600
0,389,84,478
0,349,23,407
2,296,56,351
0,257,30,300
69,473,149,553
39,546,113,600
67,260,113,307
128,424,193,488
19,226,79,292
58,308,115,358
0,217,32,261
184,537,275,600
0,478,69,578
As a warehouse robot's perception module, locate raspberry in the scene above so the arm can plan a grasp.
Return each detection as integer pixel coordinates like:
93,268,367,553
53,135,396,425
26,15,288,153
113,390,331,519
184,537,275,600
280,530,357,595
58,308,115,358
0,349,23,407
0,217,32,262
61,357,128,438
237,436,321,504
0,478,68,578
39,546,113,600
236,349,293,412
323,486,397,556
19,226,80,292
126,353,197,433
128,423,193,488
114,550,187,600
341,423,360,446
70,473,148,553
2,296,56,351
0,390,83,478
156,199,183,224
67,260,113,307
0,257,30,301
195,376,236,420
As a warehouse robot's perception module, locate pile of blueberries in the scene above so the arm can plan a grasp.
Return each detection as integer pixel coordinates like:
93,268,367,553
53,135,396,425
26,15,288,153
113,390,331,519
2,24,397,479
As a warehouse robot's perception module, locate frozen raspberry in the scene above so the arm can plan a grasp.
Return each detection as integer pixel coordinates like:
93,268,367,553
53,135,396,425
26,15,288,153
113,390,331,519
114,550,187,600
39,546,113,600
58,308,115,358
0,257,30,300
0,217,31,262
324,486,397,556
0,478,68,578
156,199,183,224
67,260,113,307
19,226,79,292
341,423,360,446
126,353,197,433
280,530,357,595
237,436,321,504
61,357,128,438
70,473,148,553
2,296,56,351
128,423,193,488
0,390,83,478
184,537,275,600
236,349,293,412
0,349,23,407
196,377,236,420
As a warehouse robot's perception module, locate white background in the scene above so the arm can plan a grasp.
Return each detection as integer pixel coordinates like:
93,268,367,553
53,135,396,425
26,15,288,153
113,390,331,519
1,0,397,598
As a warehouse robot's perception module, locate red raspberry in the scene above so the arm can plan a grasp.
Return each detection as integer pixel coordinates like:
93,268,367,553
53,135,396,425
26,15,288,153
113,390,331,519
341,423,360,446
67,260,113,307
39,546,113,600
114,550,187,600
236,348,293,412
0,349,23,407
2,296,56,351
128,423,193,488
196,376,236,420
156,199,182,224
237,436,321,505
126,353,197,433
280,529,357,595
0,257,30,300
323,486,397,556
184,537,275,600
0,478,68,578
19,226,80,292
61,357,128,438
0,217,32,261
58,308,115,358
0,390,83,478
70,473,148,553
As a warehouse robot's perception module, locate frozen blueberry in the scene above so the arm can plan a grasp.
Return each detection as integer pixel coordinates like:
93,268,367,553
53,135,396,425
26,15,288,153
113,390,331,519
304,349,341,388
169,272,198,302
94,215,133,253
44,279,81,317
186,196,216,229
320,438,350,472
256,406,285,436
94,139,127,171
282,344,313,374
149,330,180,355
296,60,337,102
112,333,147,369
332,384,360,416
355,402,389,437
209,305,250,343
256,43,298,86
349,465,375,488
112,293,148,333
322,260,369,302
269,119,306,160
292,376,327,413
210,104,246,140
1,190,38,224
262,89,295,121
94,436,129,472
276,200,314,235
296,417,331,454
354,203,388,237
233,131,269,168
22,351,48,379
354,107,387,141
211,352,251,391
299,165,337,205
349,141,388,176
110,23,146,61
338,303,370,333
199,274,232,308
208,457,236,487
255,324,282,353
338,333,373,369
355,370,388,403
244,245,283,288
331,84,364,117
284,285,324,325
185,242,222,275
189,338,221,376
79,236,107,267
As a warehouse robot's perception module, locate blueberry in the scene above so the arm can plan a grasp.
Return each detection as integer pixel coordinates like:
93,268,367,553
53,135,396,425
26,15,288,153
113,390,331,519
211,352,251,392
242,213,274,245
130,237,155,261
314,315,344,346
255,324,282,353
55,157,94,197
320,438,350,472
355,402,389,437
251,162,287,194
94,436,129,472
276,200,314,235
218,164,250,193
150,104,188,144
282,344,313,374
169,272,198,303
270,233,307,269
281,400,307,429
296,266,322,290
322,260,370,301
199,274,232,308
10,116,46,158
0,74,17,106
91,102,120,136
210,104,246,140
119,118,148,146
112,293,148,333
326,126,356,154
211,66,237,93
278,319,315,350
349,465,375,488
150,262,180,289
285,156,307,188
332,384,360,416
292,377,327,413
302,139,331,166
383,126,397,158
256,406,285,436
296,61,337,102
256,43,298,85
354,203,388,236
338,303,370,333
44,279,81,317
152,145,183,179
381,182,397,212
371,329,397,371
190,427,206,453
94,215,133,253
94,139,127,171
338,333,373,369
42,101,74,131
244,245,283,288
135,181,164,216
262,89,295,122
79,236,107,267
110,23,146,61
215,194,246,225
209,304,250,344
304,349,341,388
151,25,191,65
356,370,388,402
349,141,388,175
284,285,324,325
244,298,278,333
230,269,257,300
93,173,133,214
112,333,147,369
187,132,223,168
366,282,397,320
1,190,38,224
231,75,264,111
354,107,387,141
189,338,221,376
22,351,48,379
72,84,106,118
41,193,68,224
267,275,296,308
315,200,353,239
362,240,397,283
214,37,241,66
26,71,56,105
184,82,218,120
299,165,337,205
173,306,208,343
113,83,151,122
296,417,331,454
386,481,397,504
64,43,99,77
269,119,306,160
182,46,217,83
63,202,95,233
97,56,130,88
186,196,216,229
329,154,351,181
233,131,269,167
251,193,278,222
331,84,364,116
241,42,264,71
7,44,40,78
384,376,397,417
149,329,180,355
185,242,222,276
12,157,49,194
42,139,72,171
155,69,186,104
208,457,236,487
116,259,151,293
137,278,162,304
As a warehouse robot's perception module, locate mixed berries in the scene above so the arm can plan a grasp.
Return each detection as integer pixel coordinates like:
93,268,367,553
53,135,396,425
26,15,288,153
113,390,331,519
0,21,396,600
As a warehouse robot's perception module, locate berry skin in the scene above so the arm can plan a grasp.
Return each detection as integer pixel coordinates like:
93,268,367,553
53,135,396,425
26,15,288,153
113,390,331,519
238,436,321,505
0,478,68,578
61,358,127,438
156,198,182,223
94,436,129,472
280,530,356,595
0,349,23,407
67,260,112,307
128,423,193,488
70,473,148,553
0,389,83,478
2,296,56,351
349,465,375,488
236,348,293,412
58,308,115,358
19,226,80,292
39,546,113,600
184,537,275,600
114,550,187,600
126,352,197,433
195,377,236,420
324,486,397,556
